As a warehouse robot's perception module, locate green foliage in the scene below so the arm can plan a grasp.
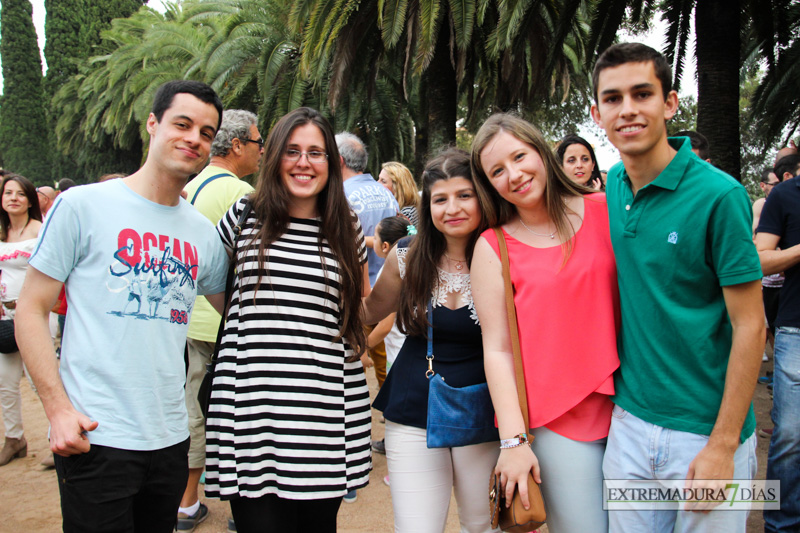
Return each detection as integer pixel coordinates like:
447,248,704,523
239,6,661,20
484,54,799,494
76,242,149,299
0,0,50,182
42,0,147,183
666,94,697,134
749,2,800,148
81,0,146,55
295,0,594,167
740,69,780,199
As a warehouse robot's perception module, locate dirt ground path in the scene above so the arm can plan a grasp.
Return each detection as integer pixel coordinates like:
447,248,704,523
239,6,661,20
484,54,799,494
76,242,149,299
0,357,773,532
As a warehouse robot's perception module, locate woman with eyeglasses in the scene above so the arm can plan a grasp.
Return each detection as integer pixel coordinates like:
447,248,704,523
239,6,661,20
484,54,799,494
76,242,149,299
0,174,43,466
203,108,371,532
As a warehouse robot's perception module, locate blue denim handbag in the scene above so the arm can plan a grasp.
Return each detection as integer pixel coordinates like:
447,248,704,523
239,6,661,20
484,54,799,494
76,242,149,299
425,301,499,448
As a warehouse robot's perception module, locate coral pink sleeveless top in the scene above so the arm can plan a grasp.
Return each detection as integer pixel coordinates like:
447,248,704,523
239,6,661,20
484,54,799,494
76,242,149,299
483,193,620,441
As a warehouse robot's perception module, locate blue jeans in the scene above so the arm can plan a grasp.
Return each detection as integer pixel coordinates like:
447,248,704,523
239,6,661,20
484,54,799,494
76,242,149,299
603,405,756,533
765,327,800,532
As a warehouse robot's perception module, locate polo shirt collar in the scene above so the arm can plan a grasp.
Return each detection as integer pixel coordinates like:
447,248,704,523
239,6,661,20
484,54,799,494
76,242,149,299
619,136,693,193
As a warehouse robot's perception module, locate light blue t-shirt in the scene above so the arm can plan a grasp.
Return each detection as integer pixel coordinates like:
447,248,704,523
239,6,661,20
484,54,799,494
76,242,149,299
343,174,399,286
29,179,228,451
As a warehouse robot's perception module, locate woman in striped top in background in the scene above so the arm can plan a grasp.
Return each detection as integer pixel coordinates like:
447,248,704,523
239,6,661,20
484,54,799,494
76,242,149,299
203,107,371,533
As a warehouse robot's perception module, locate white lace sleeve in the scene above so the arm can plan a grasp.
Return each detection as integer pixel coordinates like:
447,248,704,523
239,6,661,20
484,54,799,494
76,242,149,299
396,247,409,279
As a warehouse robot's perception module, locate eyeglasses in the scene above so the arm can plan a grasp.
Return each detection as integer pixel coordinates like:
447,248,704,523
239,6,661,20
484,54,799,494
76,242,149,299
283,149,328,164
766,181,780,186
241,138,264,148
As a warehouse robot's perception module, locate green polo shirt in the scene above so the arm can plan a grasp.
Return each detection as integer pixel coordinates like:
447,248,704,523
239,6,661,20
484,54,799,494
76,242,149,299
607,137,761,442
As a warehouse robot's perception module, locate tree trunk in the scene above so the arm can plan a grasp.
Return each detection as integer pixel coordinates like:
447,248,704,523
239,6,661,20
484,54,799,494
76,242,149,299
414,78,430,180
425,25,458,158
695,0,741,180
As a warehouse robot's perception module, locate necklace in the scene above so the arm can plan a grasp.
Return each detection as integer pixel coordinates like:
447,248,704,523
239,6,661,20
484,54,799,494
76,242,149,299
443,252,467,271
519,218,556,239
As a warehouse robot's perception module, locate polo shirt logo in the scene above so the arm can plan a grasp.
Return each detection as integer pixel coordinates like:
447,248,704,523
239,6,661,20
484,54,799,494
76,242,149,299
668,231,679,244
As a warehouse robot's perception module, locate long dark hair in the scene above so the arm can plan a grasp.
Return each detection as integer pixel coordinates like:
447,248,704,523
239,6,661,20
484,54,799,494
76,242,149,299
1,174,42,242
397,148,486,337
556,134,602,187
247,107,366,354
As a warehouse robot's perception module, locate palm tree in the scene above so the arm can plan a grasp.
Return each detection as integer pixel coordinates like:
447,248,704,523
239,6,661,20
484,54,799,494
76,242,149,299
588,0,792,181
293,0,591,167
51,0,418,175
748,2,800,148
53,5,208,163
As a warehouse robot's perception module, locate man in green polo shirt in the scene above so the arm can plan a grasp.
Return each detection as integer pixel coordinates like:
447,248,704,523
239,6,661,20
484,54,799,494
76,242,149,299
590,43,765,532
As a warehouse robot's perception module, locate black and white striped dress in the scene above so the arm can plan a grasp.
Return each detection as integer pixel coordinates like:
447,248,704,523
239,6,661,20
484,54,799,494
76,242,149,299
204,198,372,500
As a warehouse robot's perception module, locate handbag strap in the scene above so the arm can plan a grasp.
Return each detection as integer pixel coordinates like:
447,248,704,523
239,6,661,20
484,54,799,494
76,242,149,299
426,300,434,378
208,199,253,369
493,227,530,430
189,172,230,205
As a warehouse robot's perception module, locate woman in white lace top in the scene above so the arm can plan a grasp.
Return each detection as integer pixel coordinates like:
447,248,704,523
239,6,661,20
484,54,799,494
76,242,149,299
0,174,43,466
364,148,500,533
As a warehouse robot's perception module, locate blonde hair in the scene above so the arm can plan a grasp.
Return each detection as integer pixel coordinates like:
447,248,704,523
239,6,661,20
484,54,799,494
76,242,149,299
470,113,594,262
381,161,419,211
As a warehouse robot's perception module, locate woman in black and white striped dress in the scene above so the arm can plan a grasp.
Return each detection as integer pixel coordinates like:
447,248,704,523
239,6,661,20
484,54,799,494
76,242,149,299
204,108,371,532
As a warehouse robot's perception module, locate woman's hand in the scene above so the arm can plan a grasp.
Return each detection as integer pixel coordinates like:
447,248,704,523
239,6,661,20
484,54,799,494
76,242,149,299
495,443,541,509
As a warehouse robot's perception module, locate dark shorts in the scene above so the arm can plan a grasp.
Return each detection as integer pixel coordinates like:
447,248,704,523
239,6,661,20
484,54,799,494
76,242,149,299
763,286,782,331
55,438,190,533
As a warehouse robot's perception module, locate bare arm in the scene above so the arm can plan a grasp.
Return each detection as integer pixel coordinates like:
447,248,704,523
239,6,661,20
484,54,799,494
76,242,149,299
685,280,765,510
15,267,98,456
205,292,226,315
471,237,541,510
362,248,402,325
756,232,800,275
752,198,764,235
361,262,371,298
367,313,395,349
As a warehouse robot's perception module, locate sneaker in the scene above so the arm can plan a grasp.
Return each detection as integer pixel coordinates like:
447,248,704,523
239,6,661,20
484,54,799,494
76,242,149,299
758,371,773,385
763,352,769,362
227,517,237,533
759,428,774,438
176,503,209,532
343,489,358,503
371,439,386,455
383,475,390,486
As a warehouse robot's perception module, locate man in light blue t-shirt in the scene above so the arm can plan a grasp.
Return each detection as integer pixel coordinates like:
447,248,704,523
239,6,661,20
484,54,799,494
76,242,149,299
16,81,229,533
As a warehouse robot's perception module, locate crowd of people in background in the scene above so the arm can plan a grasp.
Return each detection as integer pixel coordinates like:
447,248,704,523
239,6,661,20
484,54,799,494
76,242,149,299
0,41,798,533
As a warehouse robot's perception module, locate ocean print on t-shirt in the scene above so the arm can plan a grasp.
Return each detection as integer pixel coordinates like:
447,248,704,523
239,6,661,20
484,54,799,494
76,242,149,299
106,227,199,323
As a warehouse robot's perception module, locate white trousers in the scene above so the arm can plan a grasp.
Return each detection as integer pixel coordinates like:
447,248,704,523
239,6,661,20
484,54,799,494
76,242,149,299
0,349,24,439
385,420,501,533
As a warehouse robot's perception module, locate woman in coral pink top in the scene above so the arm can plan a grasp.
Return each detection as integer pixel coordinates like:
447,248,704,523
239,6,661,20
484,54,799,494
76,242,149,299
470,114,620,533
